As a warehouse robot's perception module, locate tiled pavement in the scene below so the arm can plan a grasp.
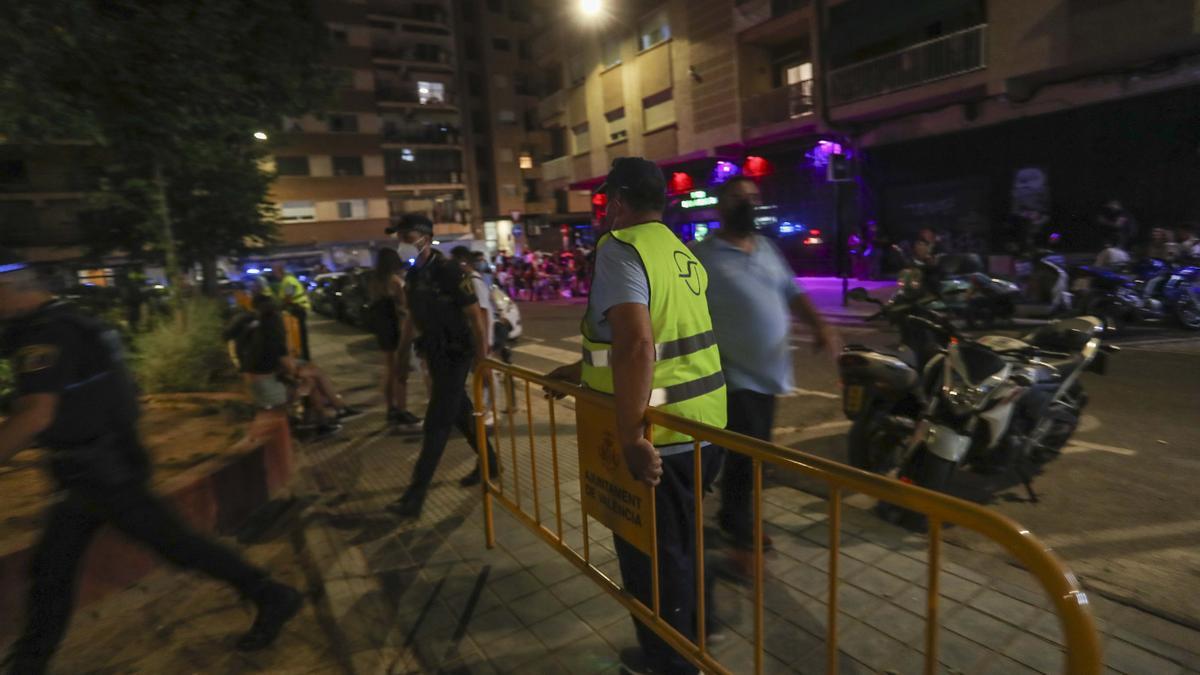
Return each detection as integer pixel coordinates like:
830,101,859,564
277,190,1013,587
28,317,1200,674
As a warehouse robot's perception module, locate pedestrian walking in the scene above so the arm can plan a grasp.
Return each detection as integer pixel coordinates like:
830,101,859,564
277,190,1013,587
547,158,727,675
268,265,312,360
692,176,840,580
386,215,500,518
368,248,422,428
0,252,302,675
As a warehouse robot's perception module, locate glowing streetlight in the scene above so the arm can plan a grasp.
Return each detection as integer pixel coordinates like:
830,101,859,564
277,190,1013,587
253,131,269,141
579,0,602,18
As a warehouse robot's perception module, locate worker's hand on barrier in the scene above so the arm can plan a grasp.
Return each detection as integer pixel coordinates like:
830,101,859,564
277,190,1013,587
624,438,662,487
543,362,582,399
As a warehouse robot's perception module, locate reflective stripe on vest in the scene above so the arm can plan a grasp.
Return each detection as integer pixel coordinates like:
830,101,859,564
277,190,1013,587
580,222,727,446
582,329,718,368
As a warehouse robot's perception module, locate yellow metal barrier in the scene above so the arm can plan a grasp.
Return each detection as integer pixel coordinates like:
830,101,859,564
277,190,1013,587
472,360,1102,675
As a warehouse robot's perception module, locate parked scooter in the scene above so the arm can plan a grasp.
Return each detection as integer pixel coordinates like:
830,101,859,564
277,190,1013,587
1074,258,1200,331
838,288,1117,519
889,249,1021,328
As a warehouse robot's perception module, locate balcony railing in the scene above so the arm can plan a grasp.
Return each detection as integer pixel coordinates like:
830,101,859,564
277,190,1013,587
537,88,566,124
382,125,462,145
371,43,452,66
369,1,449,24
828,24,987,105
385,170,464,185
742,79,814,129
542,155,571,182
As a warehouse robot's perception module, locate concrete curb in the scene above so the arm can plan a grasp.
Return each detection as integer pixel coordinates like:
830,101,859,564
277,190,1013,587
0,409,293,642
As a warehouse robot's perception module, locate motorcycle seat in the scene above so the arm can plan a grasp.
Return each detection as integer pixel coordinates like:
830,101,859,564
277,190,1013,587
1023,316,1102,352
1033,354,1085,382
876,344,920,368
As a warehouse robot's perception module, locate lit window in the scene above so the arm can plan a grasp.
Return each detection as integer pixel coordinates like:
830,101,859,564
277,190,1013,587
281,201,316,222
519,153,534,169
401,148,416,162
417,81,445,104
638,9,670,51
337,199,368,220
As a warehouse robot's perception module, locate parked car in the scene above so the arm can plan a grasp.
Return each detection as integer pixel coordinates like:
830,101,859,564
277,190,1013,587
310,272,350,319
339,269,374,328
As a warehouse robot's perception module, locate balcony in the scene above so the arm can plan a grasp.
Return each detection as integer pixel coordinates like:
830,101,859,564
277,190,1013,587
537,89,566,125
734,0,811,34
542,156,571,182
368,1,448,25
375,85,457,107
385,170,465,186
371,44,454,69
827,25,987,105
382,125,462,145
742,79,814,129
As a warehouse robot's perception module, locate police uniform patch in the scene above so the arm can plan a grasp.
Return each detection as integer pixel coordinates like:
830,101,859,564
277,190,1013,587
15,344,60,373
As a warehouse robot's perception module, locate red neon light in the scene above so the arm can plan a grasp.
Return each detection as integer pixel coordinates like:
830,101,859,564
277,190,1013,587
809,229,821,236
669,172,694,194
742,155,772,178
591,192,608,206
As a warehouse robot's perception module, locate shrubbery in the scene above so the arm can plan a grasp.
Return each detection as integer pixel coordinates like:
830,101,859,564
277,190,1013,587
133,299,236,393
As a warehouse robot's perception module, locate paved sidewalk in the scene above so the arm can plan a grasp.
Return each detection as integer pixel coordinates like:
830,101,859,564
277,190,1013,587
30,316,1200,674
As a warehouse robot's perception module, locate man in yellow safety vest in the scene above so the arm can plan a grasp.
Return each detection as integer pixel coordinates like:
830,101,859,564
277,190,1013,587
269,266,312,360
548,157,726,674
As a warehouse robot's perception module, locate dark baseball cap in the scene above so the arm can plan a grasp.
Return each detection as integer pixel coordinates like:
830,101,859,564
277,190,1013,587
597,157,665,199
384,213,434,236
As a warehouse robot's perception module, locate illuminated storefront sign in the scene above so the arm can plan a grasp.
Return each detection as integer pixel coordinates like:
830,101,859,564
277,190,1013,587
681,190,718,209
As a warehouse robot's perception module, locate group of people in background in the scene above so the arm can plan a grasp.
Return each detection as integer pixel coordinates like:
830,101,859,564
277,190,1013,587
492,249,592,302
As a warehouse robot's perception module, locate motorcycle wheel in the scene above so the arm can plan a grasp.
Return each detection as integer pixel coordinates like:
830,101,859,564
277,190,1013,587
1176,292,1200,330
914,448,957,494
846,406,906,474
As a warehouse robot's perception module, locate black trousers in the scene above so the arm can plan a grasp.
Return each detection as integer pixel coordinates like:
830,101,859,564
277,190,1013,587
614,446,723,675
411,355,499,489
10,480,266,671
717,389,777,549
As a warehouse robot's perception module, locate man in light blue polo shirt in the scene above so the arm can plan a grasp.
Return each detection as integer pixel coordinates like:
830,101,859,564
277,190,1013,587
693,175,840,576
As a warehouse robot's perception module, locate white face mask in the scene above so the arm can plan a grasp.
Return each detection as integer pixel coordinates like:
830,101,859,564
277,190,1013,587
397,236,427,266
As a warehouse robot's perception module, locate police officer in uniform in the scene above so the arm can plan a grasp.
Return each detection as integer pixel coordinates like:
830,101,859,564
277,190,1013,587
0,252,302,674
547,158,727,674
269,265,312,360
386,215,500,518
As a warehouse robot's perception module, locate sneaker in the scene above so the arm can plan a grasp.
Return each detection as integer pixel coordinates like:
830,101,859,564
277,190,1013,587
386,486,426,518
336,406,363,420
236,581,303,651
394,410,422,429
618,647,659,675
314,422,342,438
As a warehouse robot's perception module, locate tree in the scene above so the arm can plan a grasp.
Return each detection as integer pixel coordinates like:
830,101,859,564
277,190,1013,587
0,0,334,289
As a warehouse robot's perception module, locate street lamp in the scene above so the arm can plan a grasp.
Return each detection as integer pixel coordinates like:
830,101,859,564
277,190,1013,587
579,0,602,18
253,131,269,141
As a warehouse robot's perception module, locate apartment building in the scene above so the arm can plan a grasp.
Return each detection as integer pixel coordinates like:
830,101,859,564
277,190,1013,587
268,0,476,264
0,143,98,264
530,0,1200,264
457,0,555,254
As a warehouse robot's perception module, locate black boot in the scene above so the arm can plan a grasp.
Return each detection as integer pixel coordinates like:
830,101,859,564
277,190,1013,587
236,581,303,651
387,484,427,518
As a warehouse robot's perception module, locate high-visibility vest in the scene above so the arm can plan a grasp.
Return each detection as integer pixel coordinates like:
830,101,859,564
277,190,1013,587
581,221,727,446
273,274,311,311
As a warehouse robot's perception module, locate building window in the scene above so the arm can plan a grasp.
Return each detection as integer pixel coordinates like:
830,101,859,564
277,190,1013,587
601,35,622,68
638,8,671,51
400,148,416,162
524,179,538,200
493,38,510,51
330,26,349,44
332,156,364,176
498,110,517,124
572,123,591,155
642,89,675,130
519,152,534,169
275,156,310,176
605,108,628,142
327,114,359,132
281,201,317,221
417,81,445,104
337,199,368,220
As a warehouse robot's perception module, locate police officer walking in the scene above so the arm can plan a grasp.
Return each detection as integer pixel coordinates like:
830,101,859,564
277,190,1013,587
269,265,312,360
386,215,500,518
548,158,727,674
0,252,302,674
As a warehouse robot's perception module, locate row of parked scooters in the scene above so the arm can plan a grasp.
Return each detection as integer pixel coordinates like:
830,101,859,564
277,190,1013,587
836,276,1120,530
889,247,1200,333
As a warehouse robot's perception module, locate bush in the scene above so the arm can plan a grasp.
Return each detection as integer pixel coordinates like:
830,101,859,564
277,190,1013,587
133,299,236,393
